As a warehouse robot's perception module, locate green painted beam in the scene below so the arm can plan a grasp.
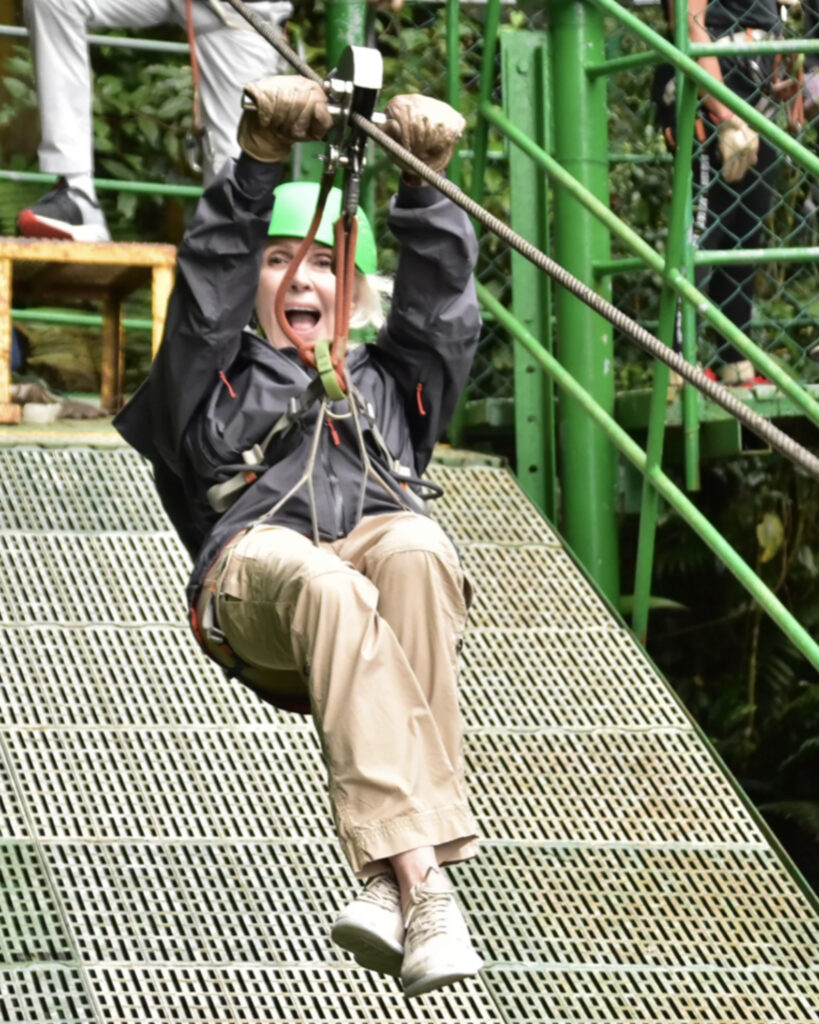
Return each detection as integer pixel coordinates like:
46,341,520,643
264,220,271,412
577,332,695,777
502,29,556,520
549,0,620,603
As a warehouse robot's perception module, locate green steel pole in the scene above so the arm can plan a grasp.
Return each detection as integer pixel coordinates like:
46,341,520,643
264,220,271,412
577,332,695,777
325,0,367,66
445,0,467,447
12,309,153,331
295,0,368,182
549,0,619,602
632,73,699,641
586,50,661,76
587,39,819,78
469,0,502,207
692,39,819,57
0,170,202,198
477,282,819,673
445,0,462,188
481,103,819,427
502,30,556,520
597,246,819,271
698,248,819,264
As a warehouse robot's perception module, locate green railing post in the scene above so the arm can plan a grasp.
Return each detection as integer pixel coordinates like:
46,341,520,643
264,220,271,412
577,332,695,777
325,0,367,64
632,73,699,641
445,0,462,189
445,0,468,447
502,29,556,520
469,0,502,209
549,0,619,602
673,0,702,493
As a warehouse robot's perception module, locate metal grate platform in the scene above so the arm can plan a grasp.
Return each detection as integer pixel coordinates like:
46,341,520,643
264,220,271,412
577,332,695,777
1,444,818,1022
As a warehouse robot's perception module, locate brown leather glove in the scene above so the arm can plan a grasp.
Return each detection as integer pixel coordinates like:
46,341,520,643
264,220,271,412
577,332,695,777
383,94,466,175
237,75,333,163
717,115,759,184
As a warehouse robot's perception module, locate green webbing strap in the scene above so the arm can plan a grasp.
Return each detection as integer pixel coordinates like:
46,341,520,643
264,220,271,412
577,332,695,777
313,339,346,401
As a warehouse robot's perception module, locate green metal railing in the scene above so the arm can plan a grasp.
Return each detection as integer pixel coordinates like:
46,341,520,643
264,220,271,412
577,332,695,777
469,0,819,665
478,280,819,672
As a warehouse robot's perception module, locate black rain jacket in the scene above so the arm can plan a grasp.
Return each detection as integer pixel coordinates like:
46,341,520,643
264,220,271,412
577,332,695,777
114,154,481,604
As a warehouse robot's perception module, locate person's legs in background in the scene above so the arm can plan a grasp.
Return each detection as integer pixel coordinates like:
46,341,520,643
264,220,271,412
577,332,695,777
19,0,172,240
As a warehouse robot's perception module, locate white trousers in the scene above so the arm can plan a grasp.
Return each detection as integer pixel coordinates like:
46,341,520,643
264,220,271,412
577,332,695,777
24,0,292,183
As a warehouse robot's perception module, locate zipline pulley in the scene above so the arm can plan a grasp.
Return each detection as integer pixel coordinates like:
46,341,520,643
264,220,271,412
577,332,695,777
322,44,384,214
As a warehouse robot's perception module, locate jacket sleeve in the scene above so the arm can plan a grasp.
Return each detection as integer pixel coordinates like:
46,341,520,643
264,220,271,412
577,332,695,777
373,179,481,472
114,154,282,475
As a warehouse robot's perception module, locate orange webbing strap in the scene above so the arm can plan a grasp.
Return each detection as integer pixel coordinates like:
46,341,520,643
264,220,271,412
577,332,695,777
331,213,359,372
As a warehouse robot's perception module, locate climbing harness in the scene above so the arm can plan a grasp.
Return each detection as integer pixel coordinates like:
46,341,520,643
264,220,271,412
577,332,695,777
221,0,819,482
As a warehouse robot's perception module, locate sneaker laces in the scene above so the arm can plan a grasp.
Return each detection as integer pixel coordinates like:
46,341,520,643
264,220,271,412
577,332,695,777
359,873,400,912
404,887,455,942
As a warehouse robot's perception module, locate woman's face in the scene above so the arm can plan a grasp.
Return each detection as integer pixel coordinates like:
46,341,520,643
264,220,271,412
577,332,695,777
256,238,337,351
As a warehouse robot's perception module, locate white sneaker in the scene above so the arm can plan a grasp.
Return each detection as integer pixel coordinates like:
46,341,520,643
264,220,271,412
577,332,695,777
331,872,404,978
400,868,483,998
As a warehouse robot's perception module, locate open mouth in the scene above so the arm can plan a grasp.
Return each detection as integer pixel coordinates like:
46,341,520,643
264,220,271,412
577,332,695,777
285,307,321,332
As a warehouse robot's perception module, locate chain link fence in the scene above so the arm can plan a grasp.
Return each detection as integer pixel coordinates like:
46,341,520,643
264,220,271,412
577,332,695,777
607,1,819,386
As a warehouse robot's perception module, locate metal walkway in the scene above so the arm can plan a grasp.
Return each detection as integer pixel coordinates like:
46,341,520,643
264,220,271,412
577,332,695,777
1,439,818,1023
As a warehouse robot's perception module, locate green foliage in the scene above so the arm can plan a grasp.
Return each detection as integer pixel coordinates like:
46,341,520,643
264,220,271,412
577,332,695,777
630,454,819,886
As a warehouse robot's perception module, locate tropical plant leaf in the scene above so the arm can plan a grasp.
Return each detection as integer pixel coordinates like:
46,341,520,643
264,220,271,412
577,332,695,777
756,511,785,563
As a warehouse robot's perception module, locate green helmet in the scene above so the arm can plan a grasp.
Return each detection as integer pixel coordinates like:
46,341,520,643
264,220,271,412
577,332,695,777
268,181,378,275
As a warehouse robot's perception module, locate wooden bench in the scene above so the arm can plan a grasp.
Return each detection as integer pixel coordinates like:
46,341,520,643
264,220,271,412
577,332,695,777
0,237,177,423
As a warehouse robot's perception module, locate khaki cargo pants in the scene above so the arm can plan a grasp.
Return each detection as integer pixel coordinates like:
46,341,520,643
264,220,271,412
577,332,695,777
199,512,479,876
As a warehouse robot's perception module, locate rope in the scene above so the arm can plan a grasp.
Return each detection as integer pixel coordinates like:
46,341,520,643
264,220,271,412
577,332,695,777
222,0,819,482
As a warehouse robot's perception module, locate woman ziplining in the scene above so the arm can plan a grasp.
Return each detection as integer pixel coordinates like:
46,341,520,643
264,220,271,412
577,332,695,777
114,72,484,998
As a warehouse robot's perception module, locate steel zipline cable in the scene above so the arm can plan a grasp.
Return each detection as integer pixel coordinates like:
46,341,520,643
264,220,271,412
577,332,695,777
223,0,819,481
